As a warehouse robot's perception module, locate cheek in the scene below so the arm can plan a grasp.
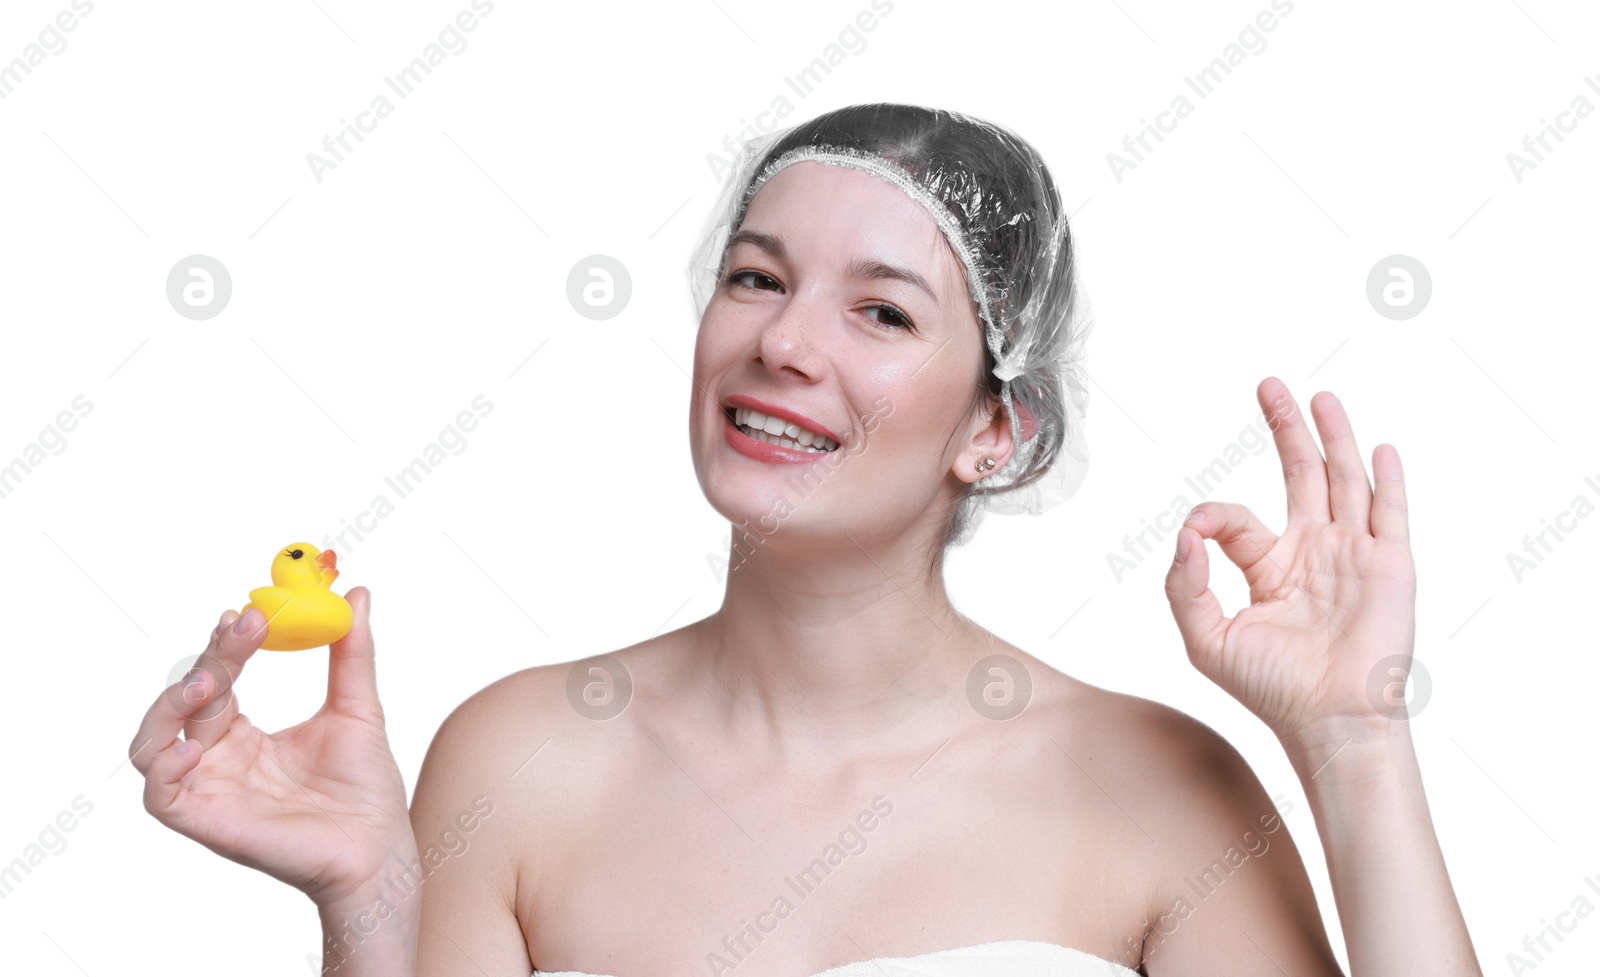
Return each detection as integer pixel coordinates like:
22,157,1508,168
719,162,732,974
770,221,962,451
691,312,734,384
868,354,964,416
689,307,751,431
853,366,969,461
695,301,757,365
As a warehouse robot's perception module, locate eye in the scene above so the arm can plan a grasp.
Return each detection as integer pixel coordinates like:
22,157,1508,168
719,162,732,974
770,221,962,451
726,269,783,292
862,303,914,331
289,549,304,560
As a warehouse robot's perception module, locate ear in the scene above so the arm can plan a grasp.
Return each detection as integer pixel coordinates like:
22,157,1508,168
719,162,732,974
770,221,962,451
953,392,1019,484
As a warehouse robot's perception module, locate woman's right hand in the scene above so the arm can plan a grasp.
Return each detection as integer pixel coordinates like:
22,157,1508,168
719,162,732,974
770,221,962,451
130,587,417,910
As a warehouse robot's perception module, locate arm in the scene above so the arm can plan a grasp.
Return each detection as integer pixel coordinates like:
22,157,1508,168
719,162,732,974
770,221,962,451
309,677,538,977
315,842,423,977
1163,378,1481,975
315,671,547,977
1281,719,1480,975
1132,704,1344,976
410,679,539,977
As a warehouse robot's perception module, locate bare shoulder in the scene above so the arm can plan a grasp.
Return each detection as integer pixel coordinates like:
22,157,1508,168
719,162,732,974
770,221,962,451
1055,676,1279,811
409,648,662,974
408,661,590,871
410,643,662,884
1034,669,1292,865
417,645,648,809
1028,666,1337,972
413,632,682,831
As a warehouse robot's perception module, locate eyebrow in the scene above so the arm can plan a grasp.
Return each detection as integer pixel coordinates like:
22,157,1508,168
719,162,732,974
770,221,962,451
845,256,936,303
727,229,937,303
728,229,786,259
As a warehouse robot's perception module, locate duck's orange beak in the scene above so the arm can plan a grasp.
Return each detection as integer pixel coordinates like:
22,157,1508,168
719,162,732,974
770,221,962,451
315,548,340,585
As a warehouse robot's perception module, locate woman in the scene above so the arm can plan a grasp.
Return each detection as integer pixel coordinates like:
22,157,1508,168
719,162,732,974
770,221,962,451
131,104,1481,976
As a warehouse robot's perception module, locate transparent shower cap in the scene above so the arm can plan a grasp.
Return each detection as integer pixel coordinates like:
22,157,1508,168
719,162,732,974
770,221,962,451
687,104,1091,534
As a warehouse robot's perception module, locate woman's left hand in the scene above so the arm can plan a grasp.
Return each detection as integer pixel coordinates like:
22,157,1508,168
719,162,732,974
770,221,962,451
1163,377,1418,748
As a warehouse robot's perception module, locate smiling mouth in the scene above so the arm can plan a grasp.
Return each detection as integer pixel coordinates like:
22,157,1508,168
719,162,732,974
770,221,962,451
725,406,839,453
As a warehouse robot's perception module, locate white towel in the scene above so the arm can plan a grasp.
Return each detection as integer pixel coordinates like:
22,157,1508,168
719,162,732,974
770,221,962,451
534,938,1142,977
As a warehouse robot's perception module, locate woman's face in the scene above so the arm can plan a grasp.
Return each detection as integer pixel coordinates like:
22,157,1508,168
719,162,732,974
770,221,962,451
689,160,1008,545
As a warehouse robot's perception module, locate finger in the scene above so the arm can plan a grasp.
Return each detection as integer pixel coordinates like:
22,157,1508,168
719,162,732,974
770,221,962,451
185,606,268,749
1182,502,1279,578
1371,443,1410,545
1309,390,1373,529
327,587,382,721
142,738,205,823
1165,525,1229,671
1258,377,1328,528
130,615,236,778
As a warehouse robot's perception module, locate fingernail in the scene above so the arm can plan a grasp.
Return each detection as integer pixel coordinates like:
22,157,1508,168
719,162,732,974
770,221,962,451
183,672,206,702
233,611,253,635
1175,528,1191,564
1183,509,1205,525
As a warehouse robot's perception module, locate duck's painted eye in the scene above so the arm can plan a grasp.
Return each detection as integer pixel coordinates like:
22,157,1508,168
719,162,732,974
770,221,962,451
289,549,305,559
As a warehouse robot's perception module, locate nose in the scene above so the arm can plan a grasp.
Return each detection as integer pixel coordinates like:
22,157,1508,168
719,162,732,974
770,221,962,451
756,285,826,380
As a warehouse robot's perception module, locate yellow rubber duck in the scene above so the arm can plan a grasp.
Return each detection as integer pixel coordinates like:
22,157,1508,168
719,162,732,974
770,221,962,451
241,542,353,651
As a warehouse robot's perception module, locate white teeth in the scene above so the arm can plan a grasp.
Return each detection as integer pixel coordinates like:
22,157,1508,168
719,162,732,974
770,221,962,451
732,406,839,452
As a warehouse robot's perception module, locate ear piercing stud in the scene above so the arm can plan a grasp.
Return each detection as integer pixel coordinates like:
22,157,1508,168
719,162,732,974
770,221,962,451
975,457,997,472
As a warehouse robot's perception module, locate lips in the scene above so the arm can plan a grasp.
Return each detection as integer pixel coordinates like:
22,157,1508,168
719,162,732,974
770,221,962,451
721,410,834,465
721,394,843,445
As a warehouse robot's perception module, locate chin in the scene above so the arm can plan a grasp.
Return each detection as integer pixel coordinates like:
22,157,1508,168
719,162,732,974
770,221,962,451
700,465,807,533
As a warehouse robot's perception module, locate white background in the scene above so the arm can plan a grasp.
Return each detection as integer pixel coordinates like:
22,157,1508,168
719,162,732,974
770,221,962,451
1,0,1596,973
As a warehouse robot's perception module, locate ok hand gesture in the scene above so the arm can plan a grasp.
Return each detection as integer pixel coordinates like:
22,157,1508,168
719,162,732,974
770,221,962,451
1164,377,1418,748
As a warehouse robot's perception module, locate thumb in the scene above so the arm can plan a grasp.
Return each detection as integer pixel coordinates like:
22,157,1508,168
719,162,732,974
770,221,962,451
327,586,381,718
1163,526,1227,671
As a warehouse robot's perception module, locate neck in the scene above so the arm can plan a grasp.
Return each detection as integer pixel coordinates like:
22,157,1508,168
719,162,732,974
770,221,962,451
690,527,983,767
